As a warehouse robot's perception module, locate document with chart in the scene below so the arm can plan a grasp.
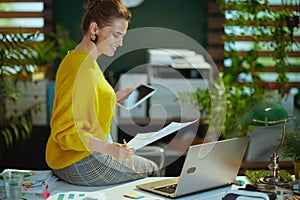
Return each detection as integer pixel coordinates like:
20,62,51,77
127,119,198,150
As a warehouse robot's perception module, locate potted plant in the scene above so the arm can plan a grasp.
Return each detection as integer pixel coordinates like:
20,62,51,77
23,32,59,80
280,124,300,180
0,32,37,147
179,73,265,139
0,31,56,147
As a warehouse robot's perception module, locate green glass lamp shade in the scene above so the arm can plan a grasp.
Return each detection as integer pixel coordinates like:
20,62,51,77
247,105,289,126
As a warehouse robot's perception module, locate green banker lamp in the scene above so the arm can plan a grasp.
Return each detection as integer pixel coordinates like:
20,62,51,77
248,105,295,185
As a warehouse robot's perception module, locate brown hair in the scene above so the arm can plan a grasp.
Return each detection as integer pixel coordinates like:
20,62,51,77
81,0,131,34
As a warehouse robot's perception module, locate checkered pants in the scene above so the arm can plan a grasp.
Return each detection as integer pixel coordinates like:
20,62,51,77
52,152,160,186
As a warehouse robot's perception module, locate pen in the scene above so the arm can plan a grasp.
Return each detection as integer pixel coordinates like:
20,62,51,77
23,180,45,188
123,139,135,171
23,180,44,187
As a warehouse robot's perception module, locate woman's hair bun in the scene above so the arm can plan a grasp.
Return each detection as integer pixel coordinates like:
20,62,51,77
84,0,104,11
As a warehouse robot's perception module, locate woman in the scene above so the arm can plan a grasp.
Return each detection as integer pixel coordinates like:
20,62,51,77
45,0,159,186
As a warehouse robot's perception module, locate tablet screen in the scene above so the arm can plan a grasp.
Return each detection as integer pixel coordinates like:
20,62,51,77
117,84,156,110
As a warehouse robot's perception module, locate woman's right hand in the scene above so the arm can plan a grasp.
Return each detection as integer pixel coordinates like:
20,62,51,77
88,137,135,162
108,142,135,162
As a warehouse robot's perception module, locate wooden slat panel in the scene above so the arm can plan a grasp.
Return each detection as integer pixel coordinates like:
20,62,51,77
208,1,222,15
219,66,300,72
43,9,53,21
43,22,53,32
257,67,300,72
206,0,300,85
207,32,223,45
207,17,224,30
0,0,53,32
223,35,300,42
211,60,224,69
208,48,224,61
0,0,43,2
1,0,55,5
0,11,44,18
0,27,43,32
262,82,300,88
226,4,299,12
44,0,52,6
210,48,300,60
236,51,300,58
271,5,299,11
288,82,300,87
225,19,300,27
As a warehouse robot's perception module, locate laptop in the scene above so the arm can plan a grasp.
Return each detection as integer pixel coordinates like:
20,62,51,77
136,136,250,198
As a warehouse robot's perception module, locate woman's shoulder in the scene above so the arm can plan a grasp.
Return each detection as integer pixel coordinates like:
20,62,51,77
65,50,91,62
59,50,93,70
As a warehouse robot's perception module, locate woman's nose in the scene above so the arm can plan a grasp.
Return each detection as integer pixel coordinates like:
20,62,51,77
118,38,123,47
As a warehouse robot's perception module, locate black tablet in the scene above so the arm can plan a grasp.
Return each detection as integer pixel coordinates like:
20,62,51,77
117,84,156,111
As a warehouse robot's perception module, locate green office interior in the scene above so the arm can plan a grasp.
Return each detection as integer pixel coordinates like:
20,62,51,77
0,0,210,175
1,0,299,177
53,0,208,80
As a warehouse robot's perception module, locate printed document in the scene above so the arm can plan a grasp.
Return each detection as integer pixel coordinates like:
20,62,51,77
127,119,198,150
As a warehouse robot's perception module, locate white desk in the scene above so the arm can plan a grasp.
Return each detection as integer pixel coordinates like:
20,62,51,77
26,176,250,200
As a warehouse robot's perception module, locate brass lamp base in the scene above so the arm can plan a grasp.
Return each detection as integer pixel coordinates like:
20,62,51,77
258,177,292,188
256,181,294,199
257,152,293,188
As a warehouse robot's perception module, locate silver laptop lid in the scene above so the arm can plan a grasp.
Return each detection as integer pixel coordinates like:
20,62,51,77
175,136,249,196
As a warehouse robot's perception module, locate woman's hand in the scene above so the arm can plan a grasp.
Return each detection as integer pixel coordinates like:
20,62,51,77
116,87,135,103
88,137,135,162
108,142,135,162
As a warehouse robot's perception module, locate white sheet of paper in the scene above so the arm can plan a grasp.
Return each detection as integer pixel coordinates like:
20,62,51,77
47,191,104,200
127,119,198,150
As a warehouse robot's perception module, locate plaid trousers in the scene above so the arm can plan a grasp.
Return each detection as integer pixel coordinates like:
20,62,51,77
52,152,160,186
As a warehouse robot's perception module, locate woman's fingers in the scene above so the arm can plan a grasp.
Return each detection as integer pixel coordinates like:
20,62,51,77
111,142,135,162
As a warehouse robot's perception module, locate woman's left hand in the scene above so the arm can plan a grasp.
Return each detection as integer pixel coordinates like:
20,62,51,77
116,87,135,103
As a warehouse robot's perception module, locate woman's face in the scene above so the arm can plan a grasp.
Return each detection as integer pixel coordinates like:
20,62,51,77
97,18,128,56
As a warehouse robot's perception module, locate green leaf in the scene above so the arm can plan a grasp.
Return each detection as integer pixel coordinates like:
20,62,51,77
9,123,19,141
2,128,13,147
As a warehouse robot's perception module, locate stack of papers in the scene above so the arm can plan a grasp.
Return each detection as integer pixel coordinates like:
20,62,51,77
2,169,57,199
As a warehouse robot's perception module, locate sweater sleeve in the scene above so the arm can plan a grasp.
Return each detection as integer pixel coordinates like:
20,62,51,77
50,55,96,152
46,51,116,169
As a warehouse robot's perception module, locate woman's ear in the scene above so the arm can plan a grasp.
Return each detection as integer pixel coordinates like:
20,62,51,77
90,22,99,44
90,22,99,35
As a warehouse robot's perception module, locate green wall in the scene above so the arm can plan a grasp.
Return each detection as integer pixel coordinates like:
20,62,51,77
52,0,208,82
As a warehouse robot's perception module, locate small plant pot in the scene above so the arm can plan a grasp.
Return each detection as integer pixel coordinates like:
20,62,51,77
294,160,300,180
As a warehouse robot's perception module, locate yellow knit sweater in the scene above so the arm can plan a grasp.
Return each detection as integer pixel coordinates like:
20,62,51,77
45,50,116,169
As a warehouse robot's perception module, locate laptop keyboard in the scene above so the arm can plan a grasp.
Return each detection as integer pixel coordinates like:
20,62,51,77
154,184,177,194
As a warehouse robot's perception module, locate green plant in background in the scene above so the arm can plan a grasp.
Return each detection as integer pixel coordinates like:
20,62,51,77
0,32,36,80
0,32,36,146
218,0,296,94
179,76,264,139
280,124,300,162
46,21,77,79
53,21,77,61
0,31,57,147
0,23,76,146
270,9,294,94
245,169,292,183
26,36,58,67
181,0,297,139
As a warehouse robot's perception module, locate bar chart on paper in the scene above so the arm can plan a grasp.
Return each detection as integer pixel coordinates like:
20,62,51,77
48,191,104,200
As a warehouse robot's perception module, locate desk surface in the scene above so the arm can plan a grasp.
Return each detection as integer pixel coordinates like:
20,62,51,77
26,176,249,200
